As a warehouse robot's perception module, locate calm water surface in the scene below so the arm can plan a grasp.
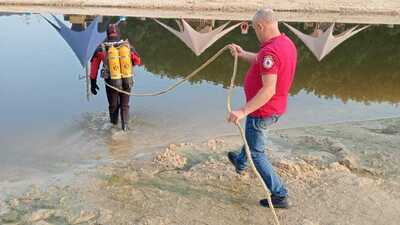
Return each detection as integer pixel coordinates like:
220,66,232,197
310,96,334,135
0,14,399,183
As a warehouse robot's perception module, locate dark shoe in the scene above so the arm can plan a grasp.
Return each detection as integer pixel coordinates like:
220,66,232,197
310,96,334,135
259,196,289,209
110,117,118,125
122,123,129,132
228,152,244,174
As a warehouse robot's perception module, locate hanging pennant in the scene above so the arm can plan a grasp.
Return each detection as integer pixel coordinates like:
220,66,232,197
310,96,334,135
42,15,107,67
284,23,370,61
154,19,241,56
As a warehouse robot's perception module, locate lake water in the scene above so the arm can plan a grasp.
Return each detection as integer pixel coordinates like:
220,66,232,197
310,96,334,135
0,14,399,184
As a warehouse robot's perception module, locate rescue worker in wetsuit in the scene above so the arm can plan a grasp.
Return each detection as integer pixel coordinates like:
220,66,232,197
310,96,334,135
90,24,141,131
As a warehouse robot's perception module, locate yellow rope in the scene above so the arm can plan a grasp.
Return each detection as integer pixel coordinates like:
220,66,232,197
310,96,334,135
104,45,281,225
227,52,281,225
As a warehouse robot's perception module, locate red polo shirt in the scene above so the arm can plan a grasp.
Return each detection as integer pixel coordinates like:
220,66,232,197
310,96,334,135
244,34,297,117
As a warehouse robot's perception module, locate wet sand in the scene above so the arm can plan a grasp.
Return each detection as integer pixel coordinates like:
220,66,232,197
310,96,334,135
1,117,399,225
1,0,400,24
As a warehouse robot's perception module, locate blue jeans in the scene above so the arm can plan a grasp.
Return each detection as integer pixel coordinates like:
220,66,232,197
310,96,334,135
234,115,288,198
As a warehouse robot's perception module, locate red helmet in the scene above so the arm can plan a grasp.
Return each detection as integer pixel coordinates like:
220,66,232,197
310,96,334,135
107,24,120,38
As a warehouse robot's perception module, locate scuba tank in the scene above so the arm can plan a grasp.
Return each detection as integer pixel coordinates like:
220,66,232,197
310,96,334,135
119,44,133,78
107,46,122,80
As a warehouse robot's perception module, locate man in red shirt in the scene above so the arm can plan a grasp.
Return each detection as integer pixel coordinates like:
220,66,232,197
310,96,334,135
90,24,141,131
227,8,297,208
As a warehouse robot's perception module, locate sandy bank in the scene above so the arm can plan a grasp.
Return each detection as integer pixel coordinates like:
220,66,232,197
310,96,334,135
1,0,400,24
1,117,400,225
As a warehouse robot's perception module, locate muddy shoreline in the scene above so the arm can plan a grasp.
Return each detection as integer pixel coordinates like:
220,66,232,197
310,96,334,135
1,0,400,24
1,117,399,225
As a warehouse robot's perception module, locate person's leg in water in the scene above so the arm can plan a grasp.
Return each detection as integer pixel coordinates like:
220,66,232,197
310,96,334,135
105,79,122,125
228,116,289,208
120,77,133,131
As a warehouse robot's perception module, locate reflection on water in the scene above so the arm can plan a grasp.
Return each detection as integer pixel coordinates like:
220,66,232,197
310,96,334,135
0,14,399,184
122,18,400,104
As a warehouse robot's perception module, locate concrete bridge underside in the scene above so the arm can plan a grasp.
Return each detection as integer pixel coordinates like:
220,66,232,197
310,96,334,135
0,0,399,24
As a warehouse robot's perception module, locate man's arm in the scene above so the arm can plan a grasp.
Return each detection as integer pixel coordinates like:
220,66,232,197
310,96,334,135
89,49,105,95
90,50,104,80
228,74,277,124
240,51,257,64
131,52,141,66
129,46,142,66
229,43,257,64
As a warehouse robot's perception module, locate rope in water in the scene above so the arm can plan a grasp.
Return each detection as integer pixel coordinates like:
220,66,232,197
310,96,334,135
104,45,280,225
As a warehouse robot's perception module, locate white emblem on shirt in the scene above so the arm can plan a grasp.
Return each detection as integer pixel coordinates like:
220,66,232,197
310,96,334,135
263,55,274,69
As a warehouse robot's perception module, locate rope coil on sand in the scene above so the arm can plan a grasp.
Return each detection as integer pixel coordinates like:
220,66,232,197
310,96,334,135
104,45,281,225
